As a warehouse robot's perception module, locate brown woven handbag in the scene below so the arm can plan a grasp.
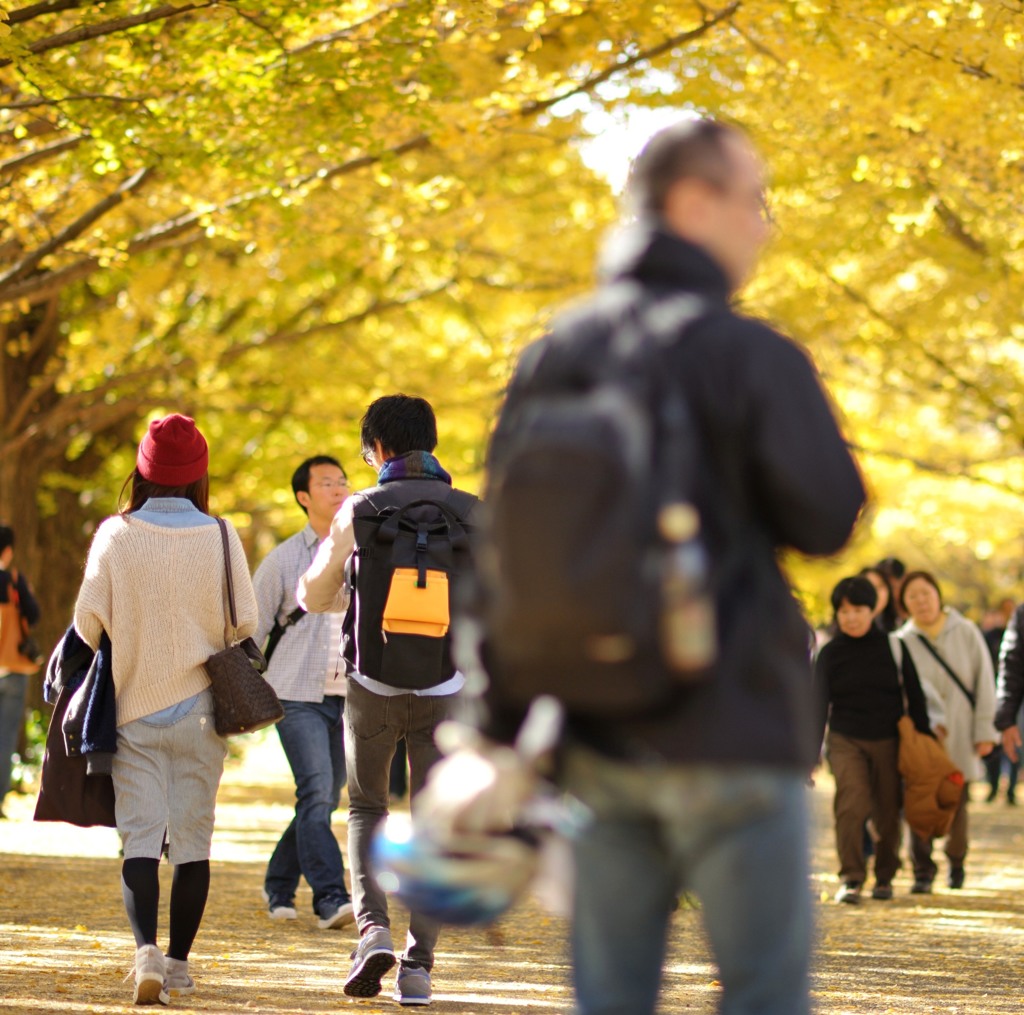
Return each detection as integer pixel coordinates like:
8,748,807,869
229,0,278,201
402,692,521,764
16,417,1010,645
205,518,283,736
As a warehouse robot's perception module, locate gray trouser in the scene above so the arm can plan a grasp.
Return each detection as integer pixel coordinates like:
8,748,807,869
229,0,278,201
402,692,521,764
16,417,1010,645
344,677,454,971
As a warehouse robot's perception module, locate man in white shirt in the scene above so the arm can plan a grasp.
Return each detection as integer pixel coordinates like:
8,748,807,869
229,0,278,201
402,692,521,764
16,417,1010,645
253,455,354,930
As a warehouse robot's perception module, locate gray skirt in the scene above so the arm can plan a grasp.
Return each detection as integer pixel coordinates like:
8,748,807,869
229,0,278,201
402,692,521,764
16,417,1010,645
112,689,227,864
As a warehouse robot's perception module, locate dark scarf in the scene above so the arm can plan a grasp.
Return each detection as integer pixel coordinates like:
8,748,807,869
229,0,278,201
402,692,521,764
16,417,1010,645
378,451,452,486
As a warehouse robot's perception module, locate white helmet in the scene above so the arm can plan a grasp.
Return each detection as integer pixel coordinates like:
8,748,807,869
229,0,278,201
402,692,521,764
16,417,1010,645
370,813,539,926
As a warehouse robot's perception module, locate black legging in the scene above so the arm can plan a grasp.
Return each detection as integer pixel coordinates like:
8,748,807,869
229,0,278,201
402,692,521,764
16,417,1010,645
121,857,210,960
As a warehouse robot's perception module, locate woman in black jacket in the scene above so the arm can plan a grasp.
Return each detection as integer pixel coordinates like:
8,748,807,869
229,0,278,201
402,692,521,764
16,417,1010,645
815,576,935,903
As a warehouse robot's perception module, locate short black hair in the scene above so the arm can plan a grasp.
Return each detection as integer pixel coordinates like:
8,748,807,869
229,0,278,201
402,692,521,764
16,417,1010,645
291,455,345,514
899,570,943,614
876,556,906,581
627,118,739,215
360,395,437,459
830,575,878,615
0,526,13,554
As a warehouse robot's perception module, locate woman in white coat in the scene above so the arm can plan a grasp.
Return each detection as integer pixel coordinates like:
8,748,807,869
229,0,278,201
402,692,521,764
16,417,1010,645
898,571,997,893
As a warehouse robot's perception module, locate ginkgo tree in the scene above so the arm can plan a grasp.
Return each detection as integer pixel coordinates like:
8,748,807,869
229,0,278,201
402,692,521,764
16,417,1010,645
3,0,1024,643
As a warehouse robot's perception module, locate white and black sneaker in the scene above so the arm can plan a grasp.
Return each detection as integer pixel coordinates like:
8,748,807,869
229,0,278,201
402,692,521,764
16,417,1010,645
261,888,297,921
835,882,861,905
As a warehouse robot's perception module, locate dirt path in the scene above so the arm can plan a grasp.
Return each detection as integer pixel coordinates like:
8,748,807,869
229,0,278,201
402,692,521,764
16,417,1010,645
2,735,1024,1014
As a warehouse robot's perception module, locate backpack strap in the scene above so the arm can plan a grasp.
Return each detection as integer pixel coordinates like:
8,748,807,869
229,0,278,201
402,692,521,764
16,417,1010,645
915,634,976,709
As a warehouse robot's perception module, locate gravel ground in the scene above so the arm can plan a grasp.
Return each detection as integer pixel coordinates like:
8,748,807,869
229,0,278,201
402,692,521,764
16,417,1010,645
2,734,1023,1014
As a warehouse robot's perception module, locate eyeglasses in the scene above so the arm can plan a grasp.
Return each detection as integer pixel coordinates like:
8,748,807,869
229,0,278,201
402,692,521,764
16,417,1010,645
311,480,348,490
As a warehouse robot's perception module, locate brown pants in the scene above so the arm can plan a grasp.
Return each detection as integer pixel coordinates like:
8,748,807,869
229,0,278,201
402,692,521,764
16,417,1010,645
826,731,902,885
910,782,969,881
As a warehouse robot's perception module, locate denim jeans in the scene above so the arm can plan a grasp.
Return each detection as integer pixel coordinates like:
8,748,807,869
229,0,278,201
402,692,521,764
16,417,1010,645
0,672,28,803
344,678,455,971
562,746,812,1015
265,697,348,915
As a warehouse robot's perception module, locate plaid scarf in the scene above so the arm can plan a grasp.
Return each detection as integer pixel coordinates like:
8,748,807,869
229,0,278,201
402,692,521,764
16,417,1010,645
377,451,452,486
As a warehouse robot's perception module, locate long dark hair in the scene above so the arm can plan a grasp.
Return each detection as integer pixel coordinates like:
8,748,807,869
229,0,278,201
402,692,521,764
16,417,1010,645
118,468,210,515
859,566,898,633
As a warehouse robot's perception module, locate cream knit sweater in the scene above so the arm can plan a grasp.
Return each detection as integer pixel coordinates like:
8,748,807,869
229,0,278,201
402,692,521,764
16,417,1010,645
74,515,258,727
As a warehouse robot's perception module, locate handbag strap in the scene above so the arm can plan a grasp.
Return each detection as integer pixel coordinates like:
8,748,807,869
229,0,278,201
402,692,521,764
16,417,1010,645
887,633,910,716
215,518,238,638
915,634,975,709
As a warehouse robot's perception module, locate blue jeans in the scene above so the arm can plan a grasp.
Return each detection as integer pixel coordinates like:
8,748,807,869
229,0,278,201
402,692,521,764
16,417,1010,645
563,747,812,1015
0,672,28,804
265,697,348,915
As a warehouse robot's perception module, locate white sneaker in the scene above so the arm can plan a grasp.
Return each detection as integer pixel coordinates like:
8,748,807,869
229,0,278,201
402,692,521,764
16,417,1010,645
164,956,196,997
261,887,297,921
133,944,169,1006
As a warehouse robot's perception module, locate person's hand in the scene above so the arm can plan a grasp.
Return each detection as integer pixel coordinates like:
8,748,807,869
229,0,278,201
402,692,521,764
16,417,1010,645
976,740,995,758
417,698,563,837
1003,726,1022,763
416,738,536,836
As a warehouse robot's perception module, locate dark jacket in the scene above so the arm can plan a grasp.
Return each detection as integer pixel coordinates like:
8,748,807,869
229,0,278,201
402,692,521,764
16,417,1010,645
44,624,117,762
34,624,116,827
814,626,933,744
483,221,866,769
995,604,1024,729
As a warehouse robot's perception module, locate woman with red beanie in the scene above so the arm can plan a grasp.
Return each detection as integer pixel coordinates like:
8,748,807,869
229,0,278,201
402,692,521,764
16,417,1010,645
73,414,258,1005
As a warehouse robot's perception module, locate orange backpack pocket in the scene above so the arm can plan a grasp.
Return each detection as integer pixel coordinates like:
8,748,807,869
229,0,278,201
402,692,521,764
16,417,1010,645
382,568,450,638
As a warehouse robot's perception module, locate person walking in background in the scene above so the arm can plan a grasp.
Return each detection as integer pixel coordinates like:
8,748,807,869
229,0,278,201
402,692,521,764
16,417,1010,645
299,394,478,1007
253,456,355,930
898,570,997,892
994,600,1024,781
859,566,899,634
877,557,908,622
814,576,935,904
73,414,258,1005
982,598,1018,804
0,525,41,819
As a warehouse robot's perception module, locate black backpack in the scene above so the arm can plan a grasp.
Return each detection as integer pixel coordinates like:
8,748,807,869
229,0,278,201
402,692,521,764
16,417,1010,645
344,485,478,690
474,283,716,717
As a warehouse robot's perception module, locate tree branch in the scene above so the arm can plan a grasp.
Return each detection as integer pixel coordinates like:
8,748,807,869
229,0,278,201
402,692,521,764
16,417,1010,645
0,135,431,308
0,134,89,177
0,167,152,288
7,0,96,26
823,270,1015,426
283,3,410,59
217,279,453,367
0,2,218,70
0,92,154,110
853,443,1024,499
519,1,742,116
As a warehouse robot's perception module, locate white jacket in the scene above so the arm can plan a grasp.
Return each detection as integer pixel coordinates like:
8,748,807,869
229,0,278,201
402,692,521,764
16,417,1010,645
899,608,998,780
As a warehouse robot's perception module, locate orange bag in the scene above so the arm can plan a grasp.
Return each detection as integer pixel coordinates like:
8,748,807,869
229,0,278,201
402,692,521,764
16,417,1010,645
382,568,450,638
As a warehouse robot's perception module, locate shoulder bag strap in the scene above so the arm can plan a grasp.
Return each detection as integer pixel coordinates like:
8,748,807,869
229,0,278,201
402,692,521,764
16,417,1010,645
916,634,975,709
215,517,238,642
888,633,910,716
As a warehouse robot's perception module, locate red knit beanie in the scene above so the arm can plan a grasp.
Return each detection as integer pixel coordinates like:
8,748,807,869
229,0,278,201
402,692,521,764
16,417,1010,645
137,414,209,486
